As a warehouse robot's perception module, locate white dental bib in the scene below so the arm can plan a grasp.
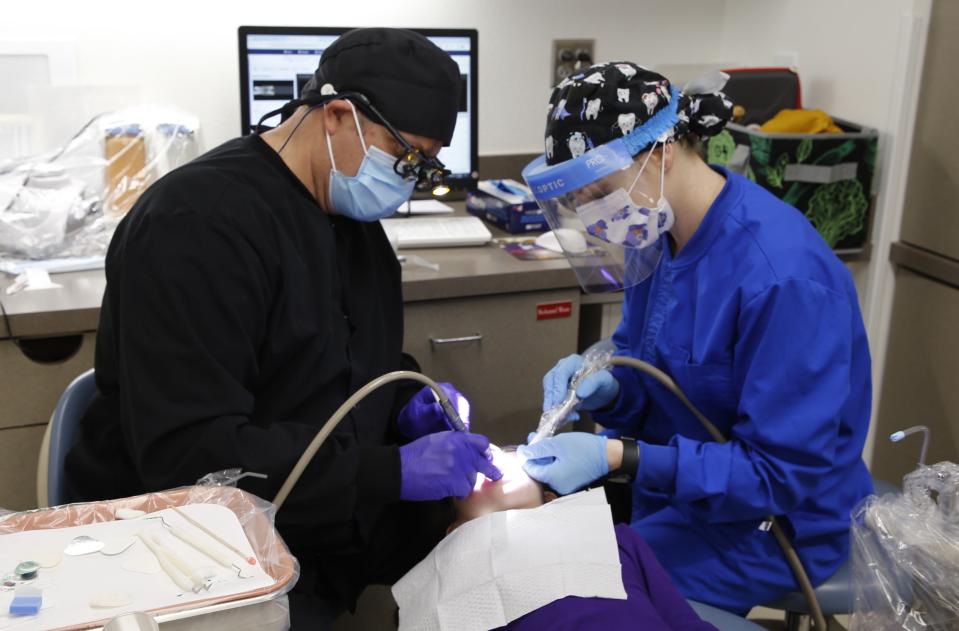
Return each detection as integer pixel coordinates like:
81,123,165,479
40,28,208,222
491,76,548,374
392,488,626,631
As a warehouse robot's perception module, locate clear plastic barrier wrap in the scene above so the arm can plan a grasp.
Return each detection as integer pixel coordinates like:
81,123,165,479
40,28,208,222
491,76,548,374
530,338,615,444
851,462,959,630
0,483,296,630
0,106,198,265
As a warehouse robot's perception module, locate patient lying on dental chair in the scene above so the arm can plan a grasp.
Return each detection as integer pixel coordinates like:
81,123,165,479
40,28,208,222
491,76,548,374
393,447,717,631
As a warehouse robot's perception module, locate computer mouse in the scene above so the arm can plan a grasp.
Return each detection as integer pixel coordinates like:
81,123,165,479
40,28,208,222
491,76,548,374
535,228,588,254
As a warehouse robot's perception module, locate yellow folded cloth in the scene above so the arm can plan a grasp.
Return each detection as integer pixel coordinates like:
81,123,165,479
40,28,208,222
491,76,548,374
760,108,843,134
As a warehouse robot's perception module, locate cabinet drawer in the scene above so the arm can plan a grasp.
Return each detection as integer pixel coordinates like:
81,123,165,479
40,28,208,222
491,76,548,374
0,424,46,510
0,333,95,429
403,289,580,446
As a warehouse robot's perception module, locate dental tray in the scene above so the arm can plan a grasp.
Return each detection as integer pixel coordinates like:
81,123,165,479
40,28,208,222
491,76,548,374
0,486,297,630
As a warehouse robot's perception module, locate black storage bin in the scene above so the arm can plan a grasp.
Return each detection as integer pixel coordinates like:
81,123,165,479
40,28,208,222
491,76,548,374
706,118,878,252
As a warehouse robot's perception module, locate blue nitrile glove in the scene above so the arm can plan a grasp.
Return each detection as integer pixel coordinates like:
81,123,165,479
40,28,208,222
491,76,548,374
397,383,470,440
399,431,502,501
518,432,609,495
542,354,620,419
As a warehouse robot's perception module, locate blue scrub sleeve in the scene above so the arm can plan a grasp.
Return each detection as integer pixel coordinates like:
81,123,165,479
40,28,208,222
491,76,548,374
637,279,854,522
593,292,650,430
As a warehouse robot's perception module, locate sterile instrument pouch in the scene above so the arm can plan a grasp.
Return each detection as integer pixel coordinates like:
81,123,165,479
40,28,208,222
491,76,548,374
530,338,616,444
392,487,626,631
850,461,959,630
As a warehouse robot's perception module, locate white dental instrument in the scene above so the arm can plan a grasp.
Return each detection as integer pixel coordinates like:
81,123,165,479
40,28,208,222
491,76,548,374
168,523,233,568
138,532,207,592
173,507,257,566
137,533,193,592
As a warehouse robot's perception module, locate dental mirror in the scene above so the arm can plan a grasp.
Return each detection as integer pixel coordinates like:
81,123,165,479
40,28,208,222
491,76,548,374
64,535,105,556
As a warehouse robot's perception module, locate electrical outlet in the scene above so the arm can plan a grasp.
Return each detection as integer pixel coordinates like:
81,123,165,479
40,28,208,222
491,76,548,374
551,39,595,87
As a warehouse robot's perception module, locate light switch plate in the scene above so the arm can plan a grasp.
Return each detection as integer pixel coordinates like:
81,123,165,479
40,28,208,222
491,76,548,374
551,39,595,87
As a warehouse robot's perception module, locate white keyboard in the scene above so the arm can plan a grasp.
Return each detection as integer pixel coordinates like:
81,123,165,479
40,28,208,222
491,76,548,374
381,216,493,249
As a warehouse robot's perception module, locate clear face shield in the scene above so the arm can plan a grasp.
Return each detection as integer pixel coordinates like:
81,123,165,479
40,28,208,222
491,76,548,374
522,137,674,293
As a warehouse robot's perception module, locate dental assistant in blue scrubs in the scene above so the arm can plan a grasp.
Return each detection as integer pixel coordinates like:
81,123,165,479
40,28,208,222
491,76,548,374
517,63,873,613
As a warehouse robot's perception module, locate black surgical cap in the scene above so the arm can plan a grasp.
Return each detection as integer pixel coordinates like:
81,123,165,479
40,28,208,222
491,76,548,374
301,28,461,146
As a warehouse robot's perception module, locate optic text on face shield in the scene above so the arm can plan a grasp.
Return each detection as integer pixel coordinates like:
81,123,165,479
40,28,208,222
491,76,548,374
535,179,565,196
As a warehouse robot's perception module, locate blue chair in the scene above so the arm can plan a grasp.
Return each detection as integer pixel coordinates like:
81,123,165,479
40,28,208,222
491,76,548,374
688,600,767,630
36,369,97,507
763,478,900,630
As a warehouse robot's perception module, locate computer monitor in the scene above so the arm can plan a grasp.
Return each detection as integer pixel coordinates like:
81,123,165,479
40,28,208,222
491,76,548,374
238,26,478,192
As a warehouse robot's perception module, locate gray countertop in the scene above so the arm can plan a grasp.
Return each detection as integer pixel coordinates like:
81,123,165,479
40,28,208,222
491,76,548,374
0,204,579,340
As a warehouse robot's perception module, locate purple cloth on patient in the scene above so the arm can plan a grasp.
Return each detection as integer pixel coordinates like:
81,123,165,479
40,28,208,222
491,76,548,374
499,524,717,631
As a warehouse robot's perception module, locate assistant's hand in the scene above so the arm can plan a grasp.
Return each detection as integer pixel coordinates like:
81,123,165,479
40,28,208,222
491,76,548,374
399,431,501,501
518,432,609,495
543,354,620,416
397,383,470,439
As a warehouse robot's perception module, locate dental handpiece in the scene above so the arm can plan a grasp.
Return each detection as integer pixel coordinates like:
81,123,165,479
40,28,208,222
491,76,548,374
438,388,496,465
439,397,469,433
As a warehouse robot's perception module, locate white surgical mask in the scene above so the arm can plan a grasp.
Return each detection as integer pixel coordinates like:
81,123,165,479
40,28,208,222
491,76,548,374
576,142,674,249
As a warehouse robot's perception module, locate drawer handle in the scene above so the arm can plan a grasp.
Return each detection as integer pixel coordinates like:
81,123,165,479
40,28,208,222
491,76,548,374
430,333,483,346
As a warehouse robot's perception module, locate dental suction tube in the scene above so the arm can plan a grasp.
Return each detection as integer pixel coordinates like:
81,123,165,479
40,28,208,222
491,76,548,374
273,370,465,510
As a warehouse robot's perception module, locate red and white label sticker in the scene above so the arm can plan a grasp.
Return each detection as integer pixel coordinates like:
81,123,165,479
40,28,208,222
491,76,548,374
536,300,573,320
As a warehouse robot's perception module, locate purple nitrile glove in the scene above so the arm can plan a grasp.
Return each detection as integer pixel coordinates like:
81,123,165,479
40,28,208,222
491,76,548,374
397,383,471,439
399,431,502,501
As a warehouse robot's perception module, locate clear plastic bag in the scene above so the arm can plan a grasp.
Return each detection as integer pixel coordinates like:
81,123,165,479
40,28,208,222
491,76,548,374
0,106,199,262
529,338,616,444
850,462,959,630
0,482,296,630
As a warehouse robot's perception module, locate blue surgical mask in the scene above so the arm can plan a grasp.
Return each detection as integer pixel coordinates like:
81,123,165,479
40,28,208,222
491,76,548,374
326,103,415,221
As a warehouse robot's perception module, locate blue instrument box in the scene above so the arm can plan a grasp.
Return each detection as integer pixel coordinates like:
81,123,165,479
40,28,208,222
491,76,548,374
466,179,546,234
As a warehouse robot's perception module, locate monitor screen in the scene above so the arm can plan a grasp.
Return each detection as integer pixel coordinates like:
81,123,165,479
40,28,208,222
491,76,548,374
238,26,478,190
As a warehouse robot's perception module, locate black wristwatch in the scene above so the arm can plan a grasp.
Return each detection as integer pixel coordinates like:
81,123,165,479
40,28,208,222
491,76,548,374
610,437,639,482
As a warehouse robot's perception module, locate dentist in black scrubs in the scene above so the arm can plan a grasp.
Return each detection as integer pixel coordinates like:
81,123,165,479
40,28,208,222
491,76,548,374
66,28,499,628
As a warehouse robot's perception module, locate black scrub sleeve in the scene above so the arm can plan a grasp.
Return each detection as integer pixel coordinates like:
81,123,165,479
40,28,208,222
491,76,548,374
386,352,427,445
109,200,398,553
